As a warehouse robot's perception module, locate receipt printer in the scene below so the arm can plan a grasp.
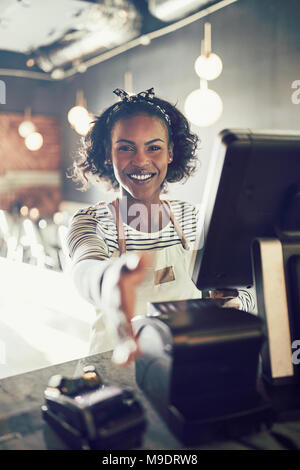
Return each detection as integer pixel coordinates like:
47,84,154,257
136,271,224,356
41,365,146,450
133,299,274,445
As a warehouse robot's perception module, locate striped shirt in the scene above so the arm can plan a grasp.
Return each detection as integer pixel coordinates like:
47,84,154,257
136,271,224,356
67,199,201,263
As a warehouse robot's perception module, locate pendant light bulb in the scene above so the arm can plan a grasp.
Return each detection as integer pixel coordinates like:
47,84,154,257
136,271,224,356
25,132,43,151
194,52,223,80
18,107,36,138
195,22,223,81
184,80,223,127
68,105,89,127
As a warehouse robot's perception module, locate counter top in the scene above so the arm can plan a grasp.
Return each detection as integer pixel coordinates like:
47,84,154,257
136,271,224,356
0,352,300,450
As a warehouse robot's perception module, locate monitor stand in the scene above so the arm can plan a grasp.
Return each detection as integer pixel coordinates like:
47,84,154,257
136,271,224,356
252,235,300,414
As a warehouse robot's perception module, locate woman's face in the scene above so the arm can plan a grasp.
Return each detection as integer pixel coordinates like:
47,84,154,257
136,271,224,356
110,114,173,204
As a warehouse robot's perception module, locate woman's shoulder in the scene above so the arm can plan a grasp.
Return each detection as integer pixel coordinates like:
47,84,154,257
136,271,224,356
166,199,202,227
166,198,198,213
68,201,117,250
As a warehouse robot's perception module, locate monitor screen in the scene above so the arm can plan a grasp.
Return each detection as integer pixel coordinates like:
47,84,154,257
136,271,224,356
192,129,300,290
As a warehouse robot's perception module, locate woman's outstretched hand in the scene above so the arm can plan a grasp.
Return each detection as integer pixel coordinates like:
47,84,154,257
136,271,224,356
102,252,149,366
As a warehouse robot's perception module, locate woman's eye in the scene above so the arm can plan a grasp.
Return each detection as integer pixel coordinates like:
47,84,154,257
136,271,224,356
118,145,134,152
148,145,161,152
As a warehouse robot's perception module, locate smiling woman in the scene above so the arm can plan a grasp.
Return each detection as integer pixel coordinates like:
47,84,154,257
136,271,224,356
70,88,198,191
67,88,254,365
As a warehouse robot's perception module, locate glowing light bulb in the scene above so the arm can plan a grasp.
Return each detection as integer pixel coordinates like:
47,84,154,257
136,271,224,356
184,82,223,127
25,132,43,151
67,105,89,127
20,206,29,217
26,58,35,68
53,212,63,225
51,68,65,80
18,120,36,138
39,219,47,229
29,207,40,220
74,114,93,136
194,52,223,80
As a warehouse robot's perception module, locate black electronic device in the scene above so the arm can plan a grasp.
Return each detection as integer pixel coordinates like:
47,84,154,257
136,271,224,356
192,129,300,385
133,301,273,445
41,365,146,450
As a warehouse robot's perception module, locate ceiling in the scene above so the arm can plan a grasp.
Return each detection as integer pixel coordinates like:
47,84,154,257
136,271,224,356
0,0,234,79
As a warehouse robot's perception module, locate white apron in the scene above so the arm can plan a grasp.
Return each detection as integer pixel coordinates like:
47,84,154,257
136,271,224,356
89,199,202,355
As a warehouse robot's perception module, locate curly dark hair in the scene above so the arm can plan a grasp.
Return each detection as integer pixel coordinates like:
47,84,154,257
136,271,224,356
68,94,200,191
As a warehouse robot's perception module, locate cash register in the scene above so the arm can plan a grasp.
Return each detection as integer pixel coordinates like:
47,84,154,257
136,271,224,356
133,129,300,444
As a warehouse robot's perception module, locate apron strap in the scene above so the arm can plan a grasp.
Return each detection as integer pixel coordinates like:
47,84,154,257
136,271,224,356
111,199,126,255
162,200,190,251
111,198,189,255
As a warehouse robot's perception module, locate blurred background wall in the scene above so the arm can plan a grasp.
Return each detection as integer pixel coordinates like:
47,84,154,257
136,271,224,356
0,111,61,214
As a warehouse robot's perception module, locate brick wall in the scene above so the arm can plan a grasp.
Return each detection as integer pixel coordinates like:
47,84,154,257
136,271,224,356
0,113,61,216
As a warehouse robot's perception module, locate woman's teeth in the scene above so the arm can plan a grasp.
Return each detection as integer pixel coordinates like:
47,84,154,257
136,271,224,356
129,173,154,181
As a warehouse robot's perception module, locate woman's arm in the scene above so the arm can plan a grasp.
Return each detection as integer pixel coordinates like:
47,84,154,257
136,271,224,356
67,208,148,364
208,287,257,313
67,209,112,307
237,286,257,313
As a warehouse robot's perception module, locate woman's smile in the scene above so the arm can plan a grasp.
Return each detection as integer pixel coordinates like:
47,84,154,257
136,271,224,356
126,170,156,183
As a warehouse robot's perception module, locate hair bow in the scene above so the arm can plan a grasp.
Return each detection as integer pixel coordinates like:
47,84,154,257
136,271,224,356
109,87,171,127
113,88,155,102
